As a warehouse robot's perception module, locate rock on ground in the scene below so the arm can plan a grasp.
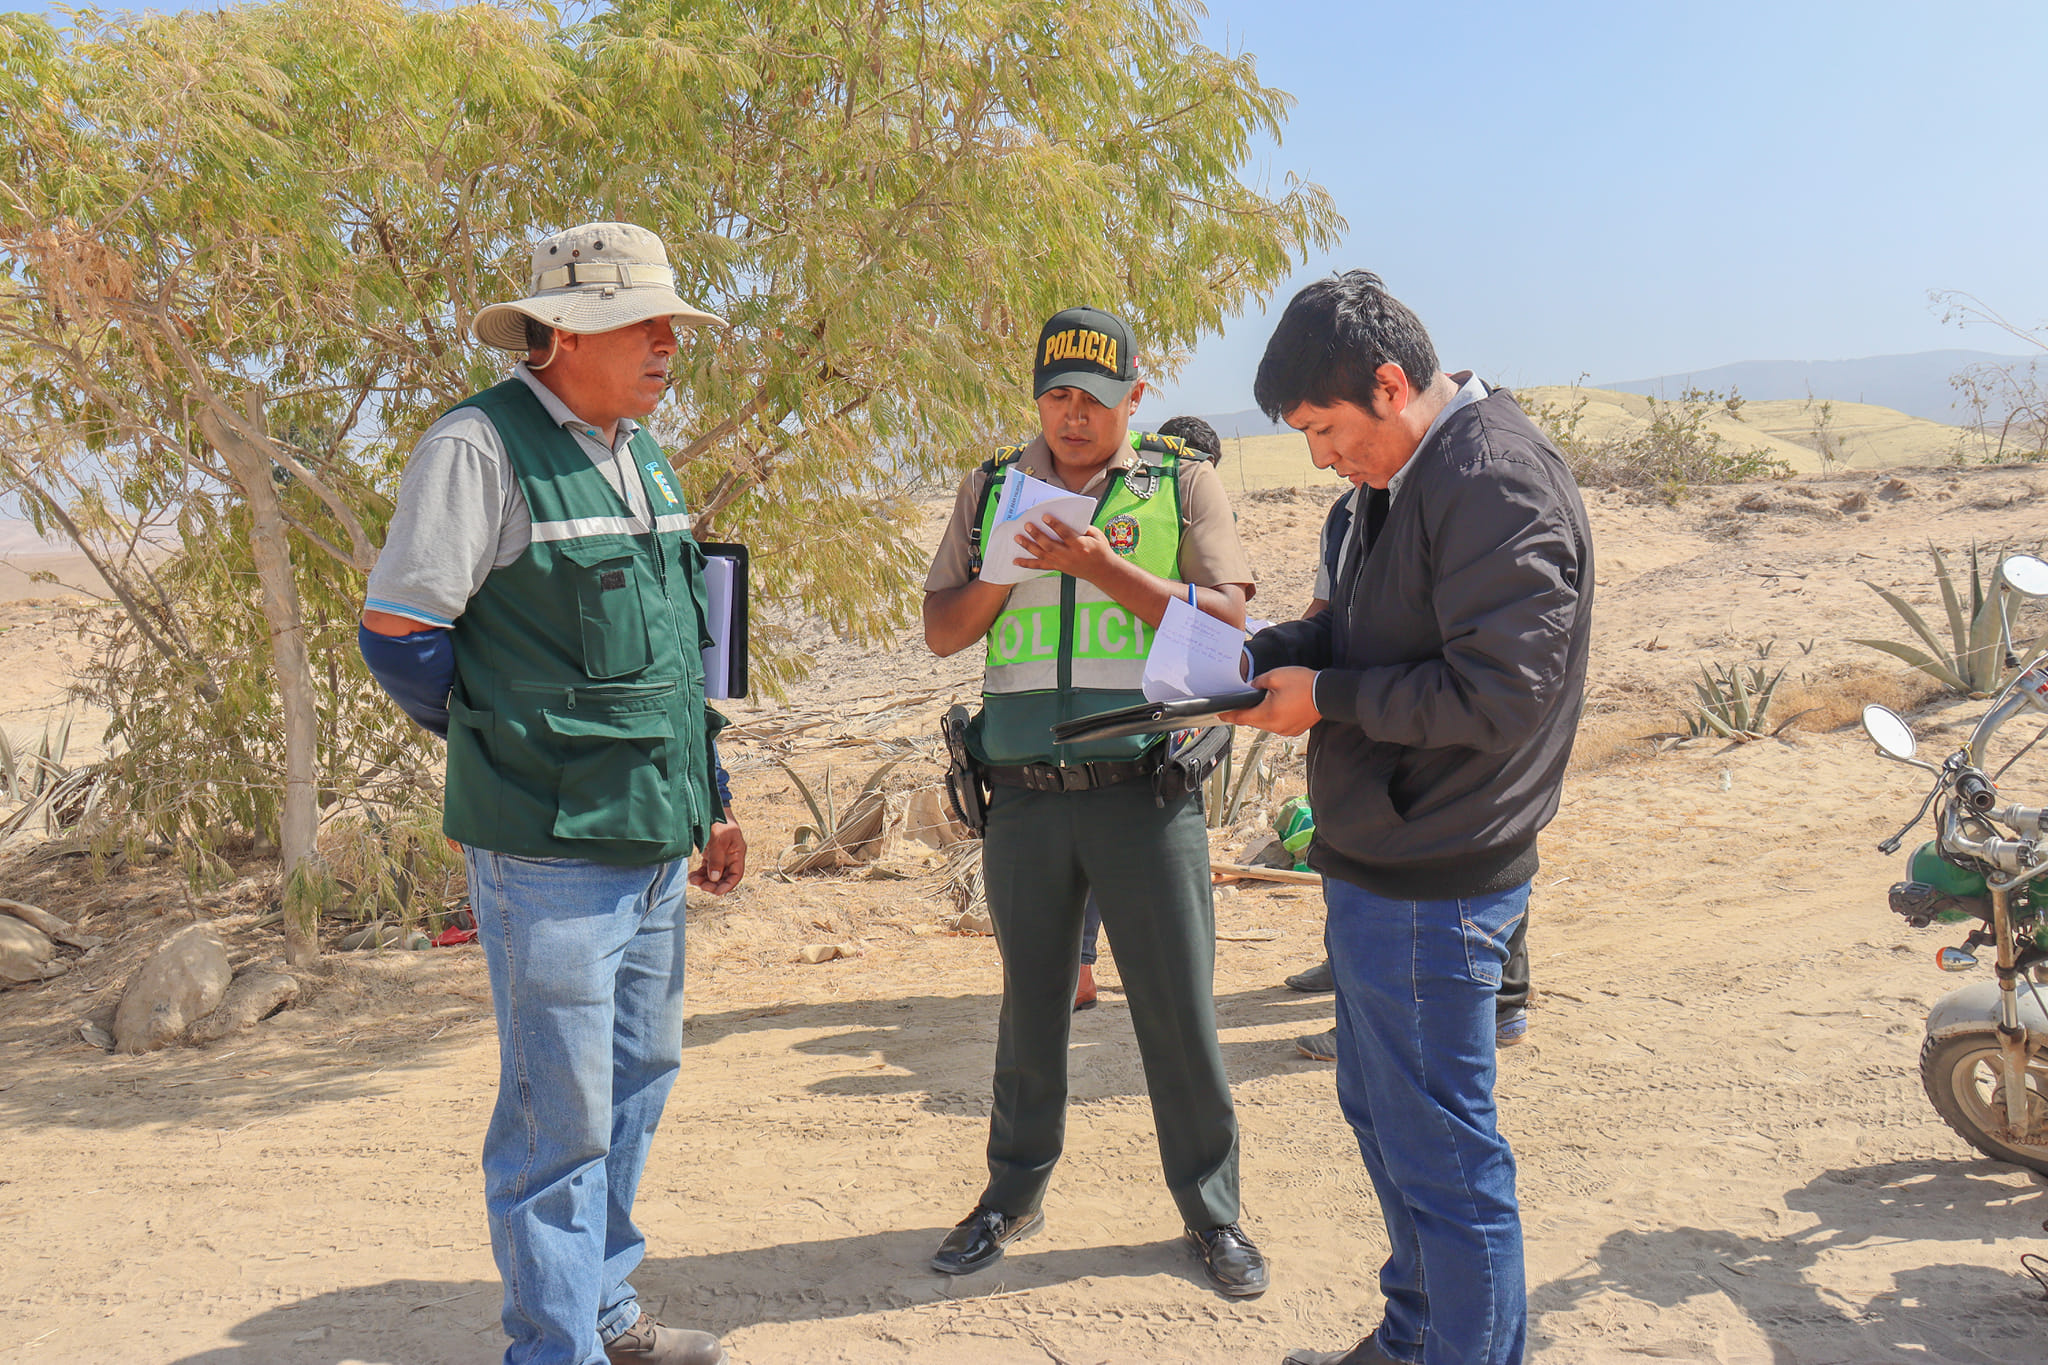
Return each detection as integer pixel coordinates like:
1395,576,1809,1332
0,914,59,984
187,965,299,1044
111,924,231,1053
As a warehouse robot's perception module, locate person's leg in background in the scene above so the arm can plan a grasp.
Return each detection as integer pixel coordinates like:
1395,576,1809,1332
1495,910,1531,1046
1297,897,1533,1061
1076,891,1102,1010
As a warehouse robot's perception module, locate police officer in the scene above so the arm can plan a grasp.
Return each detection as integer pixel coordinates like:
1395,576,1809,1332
920,307,1268,1297
359,222,741,1365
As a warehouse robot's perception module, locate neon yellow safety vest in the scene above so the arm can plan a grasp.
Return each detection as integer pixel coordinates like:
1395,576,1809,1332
973,432,1191,766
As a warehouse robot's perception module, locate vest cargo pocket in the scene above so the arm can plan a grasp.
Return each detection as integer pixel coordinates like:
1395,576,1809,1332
558,537,652,679
542,703,676,846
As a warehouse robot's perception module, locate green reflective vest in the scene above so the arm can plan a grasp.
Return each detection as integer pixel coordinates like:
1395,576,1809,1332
441,379,724,865
974,433,1189,766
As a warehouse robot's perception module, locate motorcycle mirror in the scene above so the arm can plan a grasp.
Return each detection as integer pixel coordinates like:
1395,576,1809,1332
1861,704,1919,761
1999,554,2048,598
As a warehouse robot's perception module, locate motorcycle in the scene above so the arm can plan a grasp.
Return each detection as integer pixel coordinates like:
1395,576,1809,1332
1861,551,2048,1175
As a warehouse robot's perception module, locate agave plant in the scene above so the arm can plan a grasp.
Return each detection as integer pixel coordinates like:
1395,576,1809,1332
1851,545,2030,696
1686,660,1790,741
777,757,903,874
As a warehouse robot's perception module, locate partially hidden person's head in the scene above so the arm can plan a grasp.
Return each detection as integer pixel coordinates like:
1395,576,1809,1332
471,222,727,424
1155,415,1223,464
1033,306,1145,468
1253,270,1443,488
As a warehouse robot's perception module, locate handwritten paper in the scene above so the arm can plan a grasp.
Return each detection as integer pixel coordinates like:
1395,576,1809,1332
1142,594,1249,701
978,467,1097,585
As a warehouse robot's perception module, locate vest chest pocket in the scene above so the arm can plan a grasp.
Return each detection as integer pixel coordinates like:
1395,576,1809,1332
558,538,653,679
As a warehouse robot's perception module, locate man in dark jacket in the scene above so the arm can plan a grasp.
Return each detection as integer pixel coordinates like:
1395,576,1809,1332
1224,271,1592,1365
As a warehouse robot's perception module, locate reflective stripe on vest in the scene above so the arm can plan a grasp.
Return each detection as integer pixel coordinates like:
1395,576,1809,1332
530,511,694,543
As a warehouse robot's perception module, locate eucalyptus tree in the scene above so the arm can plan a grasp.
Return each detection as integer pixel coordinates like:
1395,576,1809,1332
0,0,1339,962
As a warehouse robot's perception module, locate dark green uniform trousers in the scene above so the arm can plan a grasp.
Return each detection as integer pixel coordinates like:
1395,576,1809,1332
977,779,1241,1231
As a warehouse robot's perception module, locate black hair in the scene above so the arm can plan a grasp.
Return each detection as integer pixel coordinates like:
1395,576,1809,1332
523,315,556,350
1253,270,1439,422
1156,415,1223,462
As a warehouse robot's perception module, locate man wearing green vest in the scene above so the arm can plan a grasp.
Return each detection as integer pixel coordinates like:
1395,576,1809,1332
920,307,1269,1297
359,223,741,1365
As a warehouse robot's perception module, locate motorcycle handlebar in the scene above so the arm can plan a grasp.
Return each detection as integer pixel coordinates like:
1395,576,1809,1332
1958,770,1998,813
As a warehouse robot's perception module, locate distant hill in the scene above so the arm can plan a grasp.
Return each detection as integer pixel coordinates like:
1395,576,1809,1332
1592,350,2032,425
1204,349,2036,433
1195,407,1292,439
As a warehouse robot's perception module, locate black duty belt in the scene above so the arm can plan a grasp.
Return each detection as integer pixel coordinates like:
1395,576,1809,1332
984,751,1160,793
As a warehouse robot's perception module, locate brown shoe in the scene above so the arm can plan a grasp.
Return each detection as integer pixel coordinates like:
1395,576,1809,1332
1074,962,1098,1011
604,1312,727,1365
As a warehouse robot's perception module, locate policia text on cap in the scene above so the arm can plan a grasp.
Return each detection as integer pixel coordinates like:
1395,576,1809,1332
918,306,1270,1298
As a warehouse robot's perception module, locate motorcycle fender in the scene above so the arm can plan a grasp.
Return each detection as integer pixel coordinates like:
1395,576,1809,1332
1924,980,2048,1040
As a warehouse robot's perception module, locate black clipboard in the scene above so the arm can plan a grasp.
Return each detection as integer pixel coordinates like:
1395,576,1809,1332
696,541,749,700
1049,690,1266,744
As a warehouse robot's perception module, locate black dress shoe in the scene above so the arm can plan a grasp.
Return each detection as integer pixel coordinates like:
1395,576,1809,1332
930,1205,1043,1274
1185,1222,1269,1297
1284,959,1335,993
1281,1335,1403,1364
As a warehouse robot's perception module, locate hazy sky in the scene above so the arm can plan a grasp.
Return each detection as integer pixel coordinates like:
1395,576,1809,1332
1149,0,2048,414
11,0,2043,416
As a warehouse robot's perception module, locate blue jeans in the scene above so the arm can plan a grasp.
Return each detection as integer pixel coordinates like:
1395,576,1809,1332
1325,877,1528,1365
465,848,692,1365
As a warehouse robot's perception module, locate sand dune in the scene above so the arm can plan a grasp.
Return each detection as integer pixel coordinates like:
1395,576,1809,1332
1516,386,1973,474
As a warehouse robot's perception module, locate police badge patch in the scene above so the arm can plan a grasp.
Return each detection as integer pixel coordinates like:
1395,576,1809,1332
1104,513,1141,556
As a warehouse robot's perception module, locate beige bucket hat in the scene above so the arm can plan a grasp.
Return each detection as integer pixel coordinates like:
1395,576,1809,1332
472,221,726,351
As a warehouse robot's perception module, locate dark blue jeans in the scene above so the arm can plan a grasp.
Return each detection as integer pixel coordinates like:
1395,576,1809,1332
1325,877,1528,1365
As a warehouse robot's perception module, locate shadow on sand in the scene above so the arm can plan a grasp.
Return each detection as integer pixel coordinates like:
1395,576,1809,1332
1530,1158,2048,1363
166,1229,1229,1365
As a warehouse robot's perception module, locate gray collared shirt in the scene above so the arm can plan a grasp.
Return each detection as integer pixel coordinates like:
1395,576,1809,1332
364,363,662,627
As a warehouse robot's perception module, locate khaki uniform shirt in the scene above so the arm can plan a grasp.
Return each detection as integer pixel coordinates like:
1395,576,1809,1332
924,434,1256,596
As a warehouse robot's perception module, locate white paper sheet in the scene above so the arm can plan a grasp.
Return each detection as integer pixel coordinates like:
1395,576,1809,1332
1142,594,1250,701
978,467,1097,585
699,554,737,699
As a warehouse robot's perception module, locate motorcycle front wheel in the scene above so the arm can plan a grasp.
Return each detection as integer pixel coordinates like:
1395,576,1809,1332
1920,1030,2048,1175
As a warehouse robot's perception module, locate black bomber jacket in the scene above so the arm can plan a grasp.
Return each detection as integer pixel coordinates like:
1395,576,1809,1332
1245,385,1594,900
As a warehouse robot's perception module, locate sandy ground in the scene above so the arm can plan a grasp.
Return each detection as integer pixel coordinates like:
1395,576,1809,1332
5,455,2048,1364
